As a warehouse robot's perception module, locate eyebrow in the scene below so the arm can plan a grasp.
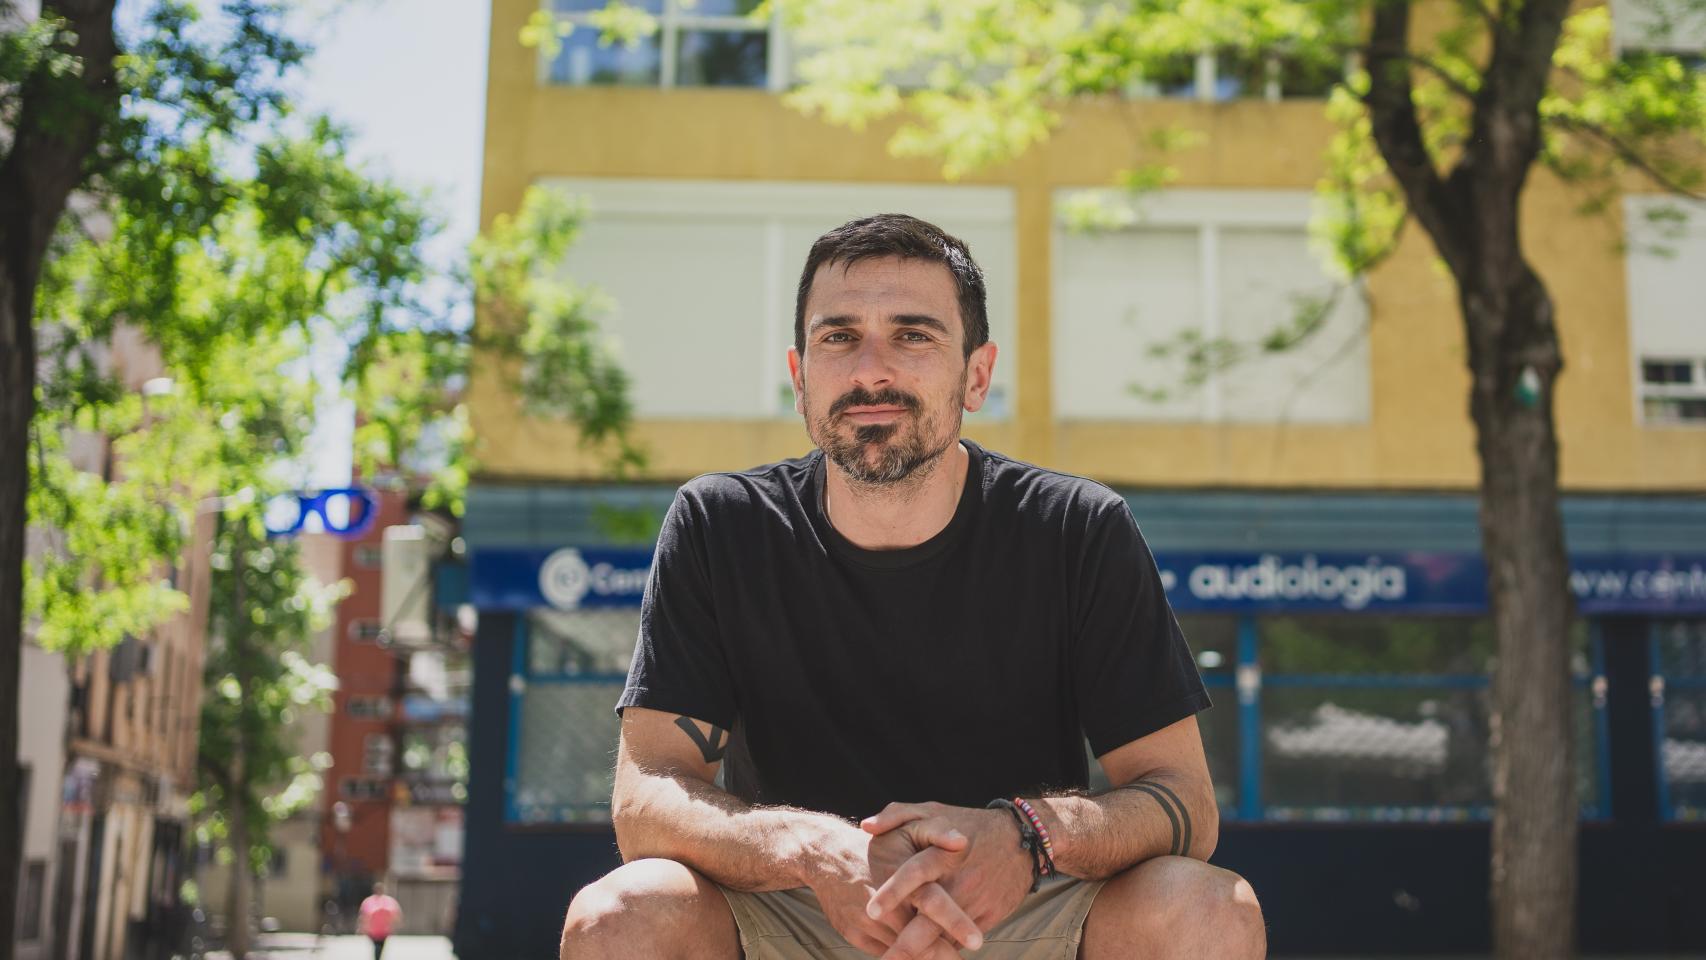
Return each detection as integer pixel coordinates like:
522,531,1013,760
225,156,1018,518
809,313,952,336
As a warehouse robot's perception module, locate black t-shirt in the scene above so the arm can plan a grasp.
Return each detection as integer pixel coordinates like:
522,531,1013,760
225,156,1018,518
616,440,1209,821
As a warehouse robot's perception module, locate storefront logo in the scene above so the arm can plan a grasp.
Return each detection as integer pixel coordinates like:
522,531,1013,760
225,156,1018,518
536,547,652,610
1182,554,1408,610
539,548,592,609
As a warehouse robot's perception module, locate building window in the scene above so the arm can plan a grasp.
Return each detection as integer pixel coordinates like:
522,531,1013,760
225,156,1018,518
1051,189,1371,423
544,0,784,91
1130,49,1346,101
340,777,390,801
1639,357,1706,424
346,695,394,720
363,734,395,777
1612,0,1706,62
543,178,1018,420
508,610,643,824
1654,620,1706,821
1625,196,1706,426
1253,617,1605,821
353,545,384,569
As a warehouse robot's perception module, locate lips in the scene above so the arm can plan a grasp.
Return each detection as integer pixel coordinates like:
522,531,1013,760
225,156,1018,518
840,406,909,423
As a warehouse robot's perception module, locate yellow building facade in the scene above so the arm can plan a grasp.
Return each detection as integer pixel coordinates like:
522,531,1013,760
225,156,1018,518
472,0,1706,492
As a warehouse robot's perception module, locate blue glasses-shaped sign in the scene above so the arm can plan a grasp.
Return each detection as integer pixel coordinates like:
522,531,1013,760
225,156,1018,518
263,487,378,540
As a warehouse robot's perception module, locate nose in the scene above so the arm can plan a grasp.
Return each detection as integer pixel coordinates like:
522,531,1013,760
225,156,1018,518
848,336,895,391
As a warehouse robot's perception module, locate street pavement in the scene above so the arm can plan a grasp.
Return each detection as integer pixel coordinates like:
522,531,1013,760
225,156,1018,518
208,933,456,960
209,933,1702,960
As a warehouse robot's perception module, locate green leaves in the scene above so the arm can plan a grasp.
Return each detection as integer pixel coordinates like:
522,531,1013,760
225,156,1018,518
471,186,645,474
781,0,1705,270
1542,4,1706,206
197,518,342,876
1315,75,1409,279
781,0,1361,177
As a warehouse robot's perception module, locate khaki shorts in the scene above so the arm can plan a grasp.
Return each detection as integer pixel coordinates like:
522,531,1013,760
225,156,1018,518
720,875,1105,960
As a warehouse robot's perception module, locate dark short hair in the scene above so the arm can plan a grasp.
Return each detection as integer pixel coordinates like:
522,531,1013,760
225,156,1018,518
794,214,989,359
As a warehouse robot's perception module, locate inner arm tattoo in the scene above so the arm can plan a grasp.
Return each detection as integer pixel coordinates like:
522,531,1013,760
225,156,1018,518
674,715,729,764
1114,778,1193,858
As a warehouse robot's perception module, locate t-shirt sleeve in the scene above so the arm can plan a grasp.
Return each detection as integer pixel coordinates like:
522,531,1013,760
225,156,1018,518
615,487,740,729
1073,499,1211,757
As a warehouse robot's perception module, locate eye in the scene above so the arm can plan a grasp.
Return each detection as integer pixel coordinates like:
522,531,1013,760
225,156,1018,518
822,331,855,343
899,330,932,342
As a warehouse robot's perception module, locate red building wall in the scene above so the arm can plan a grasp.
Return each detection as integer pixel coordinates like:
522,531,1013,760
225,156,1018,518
319,486,412,888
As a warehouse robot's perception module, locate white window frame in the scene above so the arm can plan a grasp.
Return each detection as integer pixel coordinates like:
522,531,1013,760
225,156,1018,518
340,777,389,801
1625,195,1706,427
1051,188,1371,424
1610,0,1706,59
539,177,1020,421
363,733,395,776
540,0,789,92
1124,49,1355,102
346,694,394,720
1638,355,1706,425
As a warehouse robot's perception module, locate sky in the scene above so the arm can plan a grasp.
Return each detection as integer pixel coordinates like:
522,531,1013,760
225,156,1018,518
281,0,492,489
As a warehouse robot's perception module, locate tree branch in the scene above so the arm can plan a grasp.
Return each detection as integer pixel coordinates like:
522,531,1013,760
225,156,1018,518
1457,0,1504,35
0,2,120,274
1364,0,1470,273
1550,116,1706,202
1486,0,1573,129
1406,53,1480,102
198,751,234,793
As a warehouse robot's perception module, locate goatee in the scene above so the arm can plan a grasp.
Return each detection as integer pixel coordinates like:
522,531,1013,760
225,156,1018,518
810,385,953,485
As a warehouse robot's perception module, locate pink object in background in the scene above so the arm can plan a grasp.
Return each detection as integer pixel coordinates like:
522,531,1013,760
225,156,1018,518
360,893,403,939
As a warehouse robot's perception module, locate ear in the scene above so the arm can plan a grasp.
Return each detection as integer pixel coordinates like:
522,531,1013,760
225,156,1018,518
961,342,999,413
787,347,805,415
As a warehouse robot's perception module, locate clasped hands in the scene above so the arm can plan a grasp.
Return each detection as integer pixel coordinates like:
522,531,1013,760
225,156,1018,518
812,801,1036,960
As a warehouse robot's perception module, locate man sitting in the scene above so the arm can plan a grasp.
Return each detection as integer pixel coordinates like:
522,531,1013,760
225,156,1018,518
560,214,1266,960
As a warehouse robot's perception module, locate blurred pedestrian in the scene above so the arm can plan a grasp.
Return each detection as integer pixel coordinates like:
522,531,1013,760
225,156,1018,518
358,882,402,960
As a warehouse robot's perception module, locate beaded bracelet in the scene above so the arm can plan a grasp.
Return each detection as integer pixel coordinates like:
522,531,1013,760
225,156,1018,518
1011,797,1058,880
986,798,1044,892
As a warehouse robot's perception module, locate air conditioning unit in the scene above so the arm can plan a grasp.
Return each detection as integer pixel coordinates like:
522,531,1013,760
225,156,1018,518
381,525,433,647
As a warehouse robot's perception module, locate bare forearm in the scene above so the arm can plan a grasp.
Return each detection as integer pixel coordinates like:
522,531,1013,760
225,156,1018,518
1031,771,1219,880
612,769,853,892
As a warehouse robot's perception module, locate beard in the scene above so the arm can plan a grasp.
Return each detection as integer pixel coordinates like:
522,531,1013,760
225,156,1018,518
802,372,966,486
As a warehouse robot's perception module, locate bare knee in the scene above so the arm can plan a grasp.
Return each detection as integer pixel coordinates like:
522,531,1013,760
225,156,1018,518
1084,858,1266,960
561,859,733,960
1218,869,1266,958
1151,859,1263,958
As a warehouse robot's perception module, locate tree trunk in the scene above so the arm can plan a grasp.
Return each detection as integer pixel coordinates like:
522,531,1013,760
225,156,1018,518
0,6,120,959
1363,0,1581,948
0,261,32,960
225,537,252,960
225,767,252,960
1464,269,1578,960
228,770,254,960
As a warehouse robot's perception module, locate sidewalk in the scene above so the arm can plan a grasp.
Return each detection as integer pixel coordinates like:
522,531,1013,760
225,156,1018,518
212,936,1701,960
208,934,455,960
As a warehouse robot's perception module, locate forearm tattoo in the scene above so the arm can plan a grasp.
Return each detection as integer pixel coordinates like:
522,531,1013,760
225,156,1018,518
1116,778,1193,858
673,716,729,763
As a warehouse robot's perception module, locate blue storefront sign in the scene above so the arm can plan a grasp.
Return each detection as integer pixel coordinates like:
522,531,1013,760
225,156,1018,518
470,547,1706,615
1160,552,1706,615
470,547,654,611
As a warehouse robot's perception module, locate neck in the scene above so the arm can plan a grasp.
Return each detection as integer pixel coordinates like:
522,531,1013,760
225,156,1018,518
823,441,968,550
